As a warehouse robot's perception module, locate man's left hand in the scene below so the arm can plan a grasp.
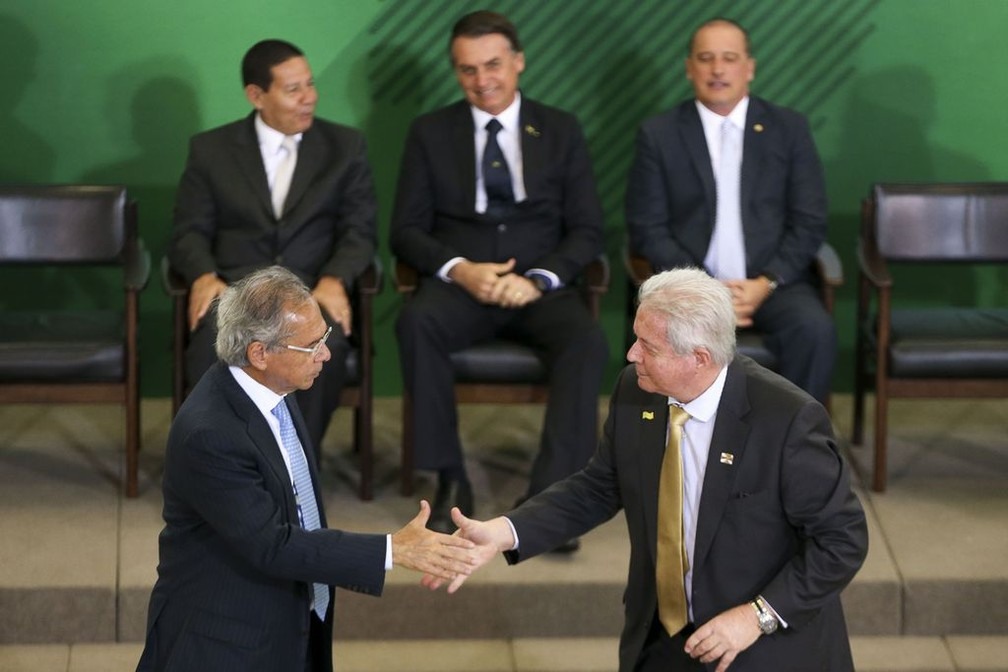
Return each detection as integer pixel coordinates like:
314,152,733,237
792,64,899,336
723,277,775,328
313,276,352,336
487,273,541,309
684,603,761,672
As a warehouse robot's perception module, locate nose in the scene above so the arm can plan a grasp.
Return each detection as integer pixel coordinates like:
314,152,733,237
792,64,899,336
626,340,641,363
317,342,331,362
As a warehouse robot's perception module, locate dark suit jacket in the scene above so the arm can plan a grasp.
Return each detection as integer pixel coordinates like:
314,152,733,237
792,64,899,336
137,363,387,672
506,358,867,672
626,97,827,285
169,112,376,289
389,96,603,283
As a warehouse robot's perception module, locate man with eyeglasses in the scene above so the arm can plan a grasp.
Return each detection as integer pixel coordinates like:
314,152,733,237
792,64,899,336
138,266,480,672
168,39,376,459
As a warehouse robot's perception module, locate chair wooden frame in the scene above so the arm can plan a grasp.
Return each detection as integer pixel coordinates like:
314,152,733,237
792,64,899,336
852,183,1008,492
162,257,382,500
0,185,149,497
394,256,610,496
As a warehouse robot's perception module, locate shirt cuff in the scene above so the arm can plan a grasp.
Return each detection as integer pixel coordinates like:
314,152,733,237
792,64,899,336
503,517,520,551
525,268,561,291
385,534,393,570
437,257,465,282
760,594,788,629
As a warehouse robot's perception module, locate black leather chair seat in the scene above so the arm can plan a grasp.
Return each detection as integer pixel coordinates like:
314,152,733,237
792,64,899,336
888,308,1008,378
737,330,777,370
0,310,124,381
450,340,546,383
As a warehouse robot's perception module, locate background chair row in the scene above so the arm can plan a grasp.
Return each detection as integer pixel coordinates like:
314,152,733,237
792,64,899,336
5,184,1005,499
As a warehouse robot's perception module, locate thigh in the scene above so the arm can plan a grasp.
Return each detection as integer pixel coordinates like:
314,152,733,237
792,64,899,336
505,288,600,354
752,281,831,335
397,278,502,352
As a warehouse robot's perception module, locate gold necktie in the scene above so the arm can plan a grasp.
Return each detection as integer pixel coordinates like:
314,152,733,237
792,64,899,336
656,404,691,635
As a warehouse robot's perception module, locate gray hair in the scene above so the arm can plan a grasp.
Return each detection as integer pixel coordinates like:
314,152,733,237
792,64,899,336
637,268,736,367
215,266,314,367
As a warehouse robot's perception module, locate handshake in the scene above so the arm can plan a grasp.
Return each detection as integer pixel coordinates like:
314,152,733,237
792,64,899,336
392,501,514,592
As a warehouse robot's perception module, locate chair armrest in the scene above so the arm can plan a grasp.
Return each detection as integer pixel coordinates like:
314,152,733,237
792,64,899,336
124,237,151,291
623,244,654,287
394,259,419,295
814,242,843,289
161,256,189,297
583,254,610,294
357,255,383,296
856,197,892,289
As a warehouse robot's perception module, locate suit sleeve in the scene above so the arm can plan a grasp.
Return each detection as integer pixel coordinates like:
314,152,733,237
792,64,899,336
317,131,378,288
165,420,387,594
169,137,222,286
625,123,695,272
759,114,828,285
760,401,868,628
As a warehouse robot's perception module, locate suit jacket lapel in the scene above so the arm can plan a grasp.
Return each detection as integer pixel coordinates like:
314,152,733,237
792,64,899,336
693,358,750,570
519,98,543,200
231,114,274,217
679,103,717,223
451,103,477,210
638,391,672,569
740,97,766,236
284,125,325,218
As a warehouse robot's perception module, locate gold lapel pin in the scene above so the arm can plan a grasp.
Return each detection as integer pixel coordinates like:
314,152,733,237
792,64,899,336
720,452,734,465
642,411,654,420
753,123,764,133
525,124,540,137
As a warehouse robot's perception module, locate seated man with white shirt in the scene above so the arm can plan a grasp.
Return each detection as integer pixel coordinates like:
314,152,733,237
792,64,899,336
168,39,377,457
390,10,608,539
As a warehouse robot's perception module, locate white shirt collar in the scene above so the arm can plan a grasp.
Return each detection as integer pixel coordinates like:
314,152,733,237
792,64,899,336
470,91,522,134
229,365,286,417
254,112,303,155
669,364,729,423
695,96,749,134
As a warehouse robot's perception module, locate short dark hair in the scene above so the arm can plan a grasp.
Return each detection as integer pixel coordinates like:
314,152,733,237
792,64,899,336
687,18,751,56
450,10,522,58
241,39,304,90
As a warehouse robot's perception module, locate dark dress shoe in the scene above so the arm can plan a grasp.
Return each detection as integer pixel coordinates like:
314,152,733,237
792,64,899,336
429,479,473,533
550,537,581,554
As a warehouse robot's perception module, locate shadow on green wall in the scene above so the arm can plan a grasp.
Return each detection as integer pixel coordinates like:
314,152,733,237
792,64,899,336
80,60,202,397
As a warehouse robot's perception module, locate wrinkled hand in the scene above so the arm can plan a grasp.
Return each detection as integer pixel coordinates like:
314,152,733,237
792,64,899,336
684,603,761,671
448,258,516,304
487,273,541,309
312,276,352,336
187,272,227,331
421,508,513,593
391,501,480,582
722,277,774,328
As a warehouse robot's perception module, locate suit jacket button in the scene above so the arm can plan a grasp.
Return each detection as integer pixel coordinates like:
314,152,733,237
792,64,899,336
275,255,284,264
497,223,507,232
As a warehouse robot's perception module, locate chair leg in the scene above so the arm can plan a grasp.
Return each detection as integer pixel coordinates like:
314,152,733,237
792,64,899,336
400,390,414,496
872,379,889,492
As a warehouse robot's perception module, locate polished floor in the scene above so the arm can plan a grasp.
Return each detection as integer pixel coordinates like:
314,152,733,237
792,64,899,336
1,394,1007,671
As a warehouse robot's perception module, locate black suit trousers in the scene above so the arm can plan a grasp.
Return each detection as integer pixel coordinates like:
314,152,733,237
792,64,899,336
395,279,608,496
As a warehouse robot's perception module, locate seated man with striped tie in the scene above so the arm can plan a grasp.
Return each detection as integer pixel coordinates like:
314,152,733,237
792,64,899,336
169,38,376,458
432,268,868,672
390,10,609,539
625,18,835,406
137,267,480,672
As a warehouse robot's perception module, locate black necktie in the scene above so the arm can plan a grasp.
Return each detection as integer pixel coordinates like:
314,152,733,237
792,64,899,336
482,118,514,211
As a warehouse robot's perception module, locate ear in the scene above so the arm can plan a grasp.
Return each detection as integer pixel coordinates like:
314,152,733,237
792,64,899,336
245,84,264,109
246,341,269,371
694,347,713,368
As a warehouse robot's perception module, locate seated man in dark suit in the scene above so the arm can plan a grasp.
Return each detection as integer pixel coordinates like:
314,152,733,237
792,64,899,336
390,10,609,538
137,266,479,672
625,18,835,405
169,39,376,457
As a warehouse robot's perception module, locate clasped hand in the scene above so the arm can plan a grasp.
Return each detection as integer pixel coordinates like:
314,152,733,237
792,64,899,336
449,258,542,308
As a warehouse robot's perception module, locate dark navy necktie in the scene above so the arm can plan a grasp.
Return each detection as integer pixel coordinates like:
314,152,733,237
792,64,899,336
482,118,514,211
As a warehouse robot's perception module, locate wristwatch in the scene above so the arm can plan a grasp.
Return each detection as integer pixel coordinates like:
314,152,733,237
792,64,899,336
761,274,779,294
750,596,779,635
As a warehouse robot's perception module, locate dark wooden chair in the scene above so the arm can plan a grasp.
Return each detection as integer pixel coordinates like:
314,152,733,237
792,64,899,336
394,256,610,496
853,183,1008,491
162,257,383,500
624,243,843,413
0,185,149,497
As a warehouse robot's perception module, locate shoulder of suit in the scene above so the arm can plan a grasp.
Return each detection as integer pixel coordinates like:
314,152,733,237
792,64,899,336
746,96,810,128
308,116,366,140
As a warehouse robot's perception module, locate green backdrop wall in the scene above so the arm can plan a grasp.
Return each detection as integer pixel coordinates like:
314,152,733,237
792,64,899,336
2,0,1006,397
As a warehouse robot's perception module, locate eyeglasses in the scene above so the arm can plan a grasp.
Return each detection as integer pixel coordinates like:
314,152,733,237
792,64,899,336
284,325,331,358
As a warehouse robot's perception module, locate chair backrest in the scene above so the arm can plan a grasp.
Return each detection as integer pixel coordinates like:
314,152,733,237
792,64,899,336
0,185,128,264
872,183,1008,261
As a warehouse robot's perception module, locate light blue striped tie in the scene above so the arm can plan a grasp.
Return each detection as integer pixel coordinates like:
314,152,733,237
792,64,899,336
272,399,329,620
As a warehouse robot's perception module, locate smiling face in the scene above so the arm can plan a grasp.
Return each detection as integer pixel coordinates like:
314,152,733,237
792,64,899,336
451,33,524,115
246,55,317,135
258,301,330,395
686,21,755,116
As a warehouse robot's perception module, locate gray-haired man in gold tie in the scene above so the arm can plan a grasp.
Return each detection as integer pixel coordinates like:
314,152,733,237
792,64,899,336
432,267,868,672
